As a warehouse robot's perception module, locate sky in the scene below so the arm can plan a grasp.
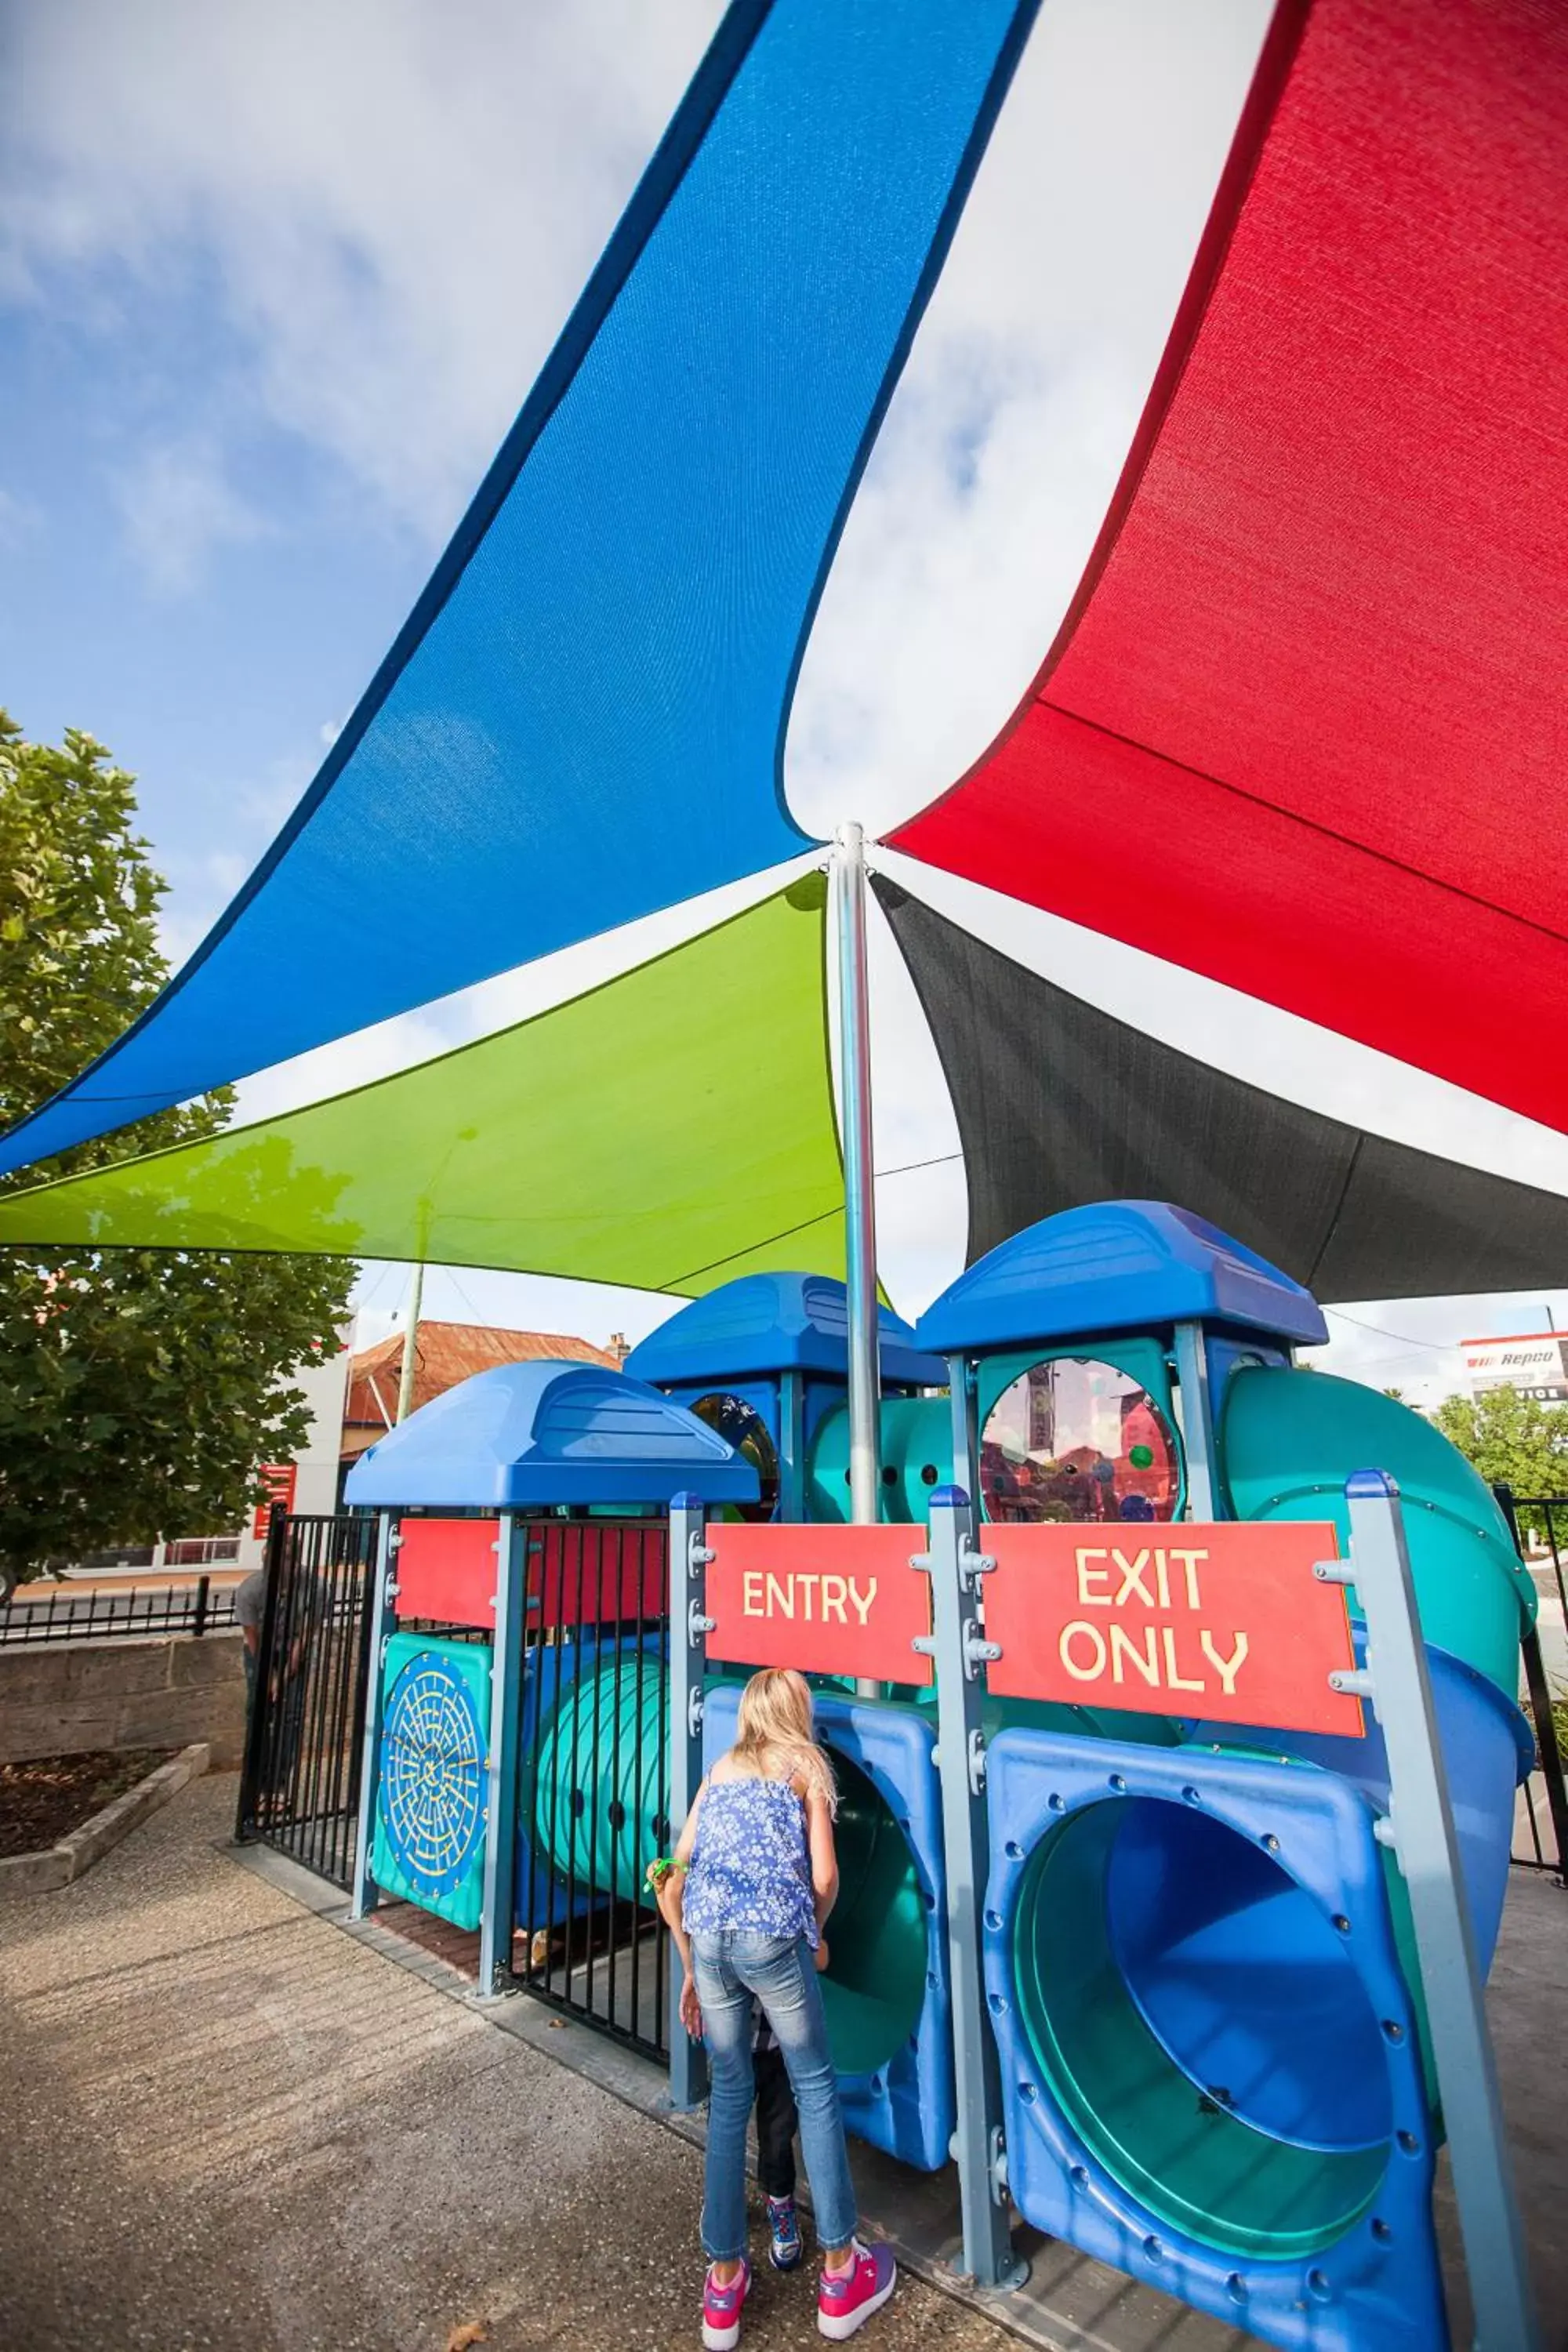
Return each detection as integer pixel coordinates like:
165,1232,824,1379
4,0,1568,1399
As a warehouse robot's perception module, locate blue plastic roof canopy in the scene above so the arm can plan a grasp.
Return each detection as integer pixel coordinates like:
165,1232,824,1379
0,0,1040,1178
343,1361,761,1510
626,1272,946,1388
915,1201,1330,1356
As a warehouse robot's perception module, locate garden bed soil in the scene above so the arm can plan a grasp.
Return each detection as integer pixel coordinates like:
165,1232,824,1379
0,1750,175,1857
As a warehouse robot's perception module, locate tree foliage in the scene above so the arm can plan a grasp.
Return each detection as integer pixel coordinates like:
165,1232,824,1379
1431,1383,1568,1538
0,714,355,1583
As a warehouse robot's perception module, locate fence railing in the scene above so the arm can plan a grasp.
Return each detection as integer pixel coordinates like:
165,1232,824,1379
1495,1486,1568,1878
0,1573,240,1646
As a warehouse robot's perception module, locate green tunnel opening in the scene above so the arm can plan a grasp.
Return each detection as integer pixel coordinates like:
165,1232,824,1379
818,1750,931,2079
1011,1798,1395,2260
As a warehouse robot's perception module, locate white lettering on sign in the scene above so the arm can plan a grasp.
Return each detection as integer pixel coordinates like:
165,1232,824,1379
742,1571,877,1625
1059,1544,1243,1700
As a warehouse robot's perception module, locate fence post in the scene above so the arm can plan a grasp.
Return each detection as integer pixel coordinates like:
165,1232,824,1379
1494,1484,1568,1885
668,1493,710,2111
349,1512,399,1919
477,1512,527,1997
920,1486,1028,2291
236,1506,289,1841
192,1571,210,1639
1338,1470,1540,2350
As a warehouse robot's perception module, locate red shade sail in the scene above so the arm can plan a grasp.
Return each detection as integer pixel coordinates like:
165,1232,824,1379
893,0,1568,1132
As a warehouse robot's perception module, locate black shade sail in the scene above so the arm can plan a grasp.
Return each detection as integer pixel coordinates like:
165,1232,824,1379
874,873,1568,1303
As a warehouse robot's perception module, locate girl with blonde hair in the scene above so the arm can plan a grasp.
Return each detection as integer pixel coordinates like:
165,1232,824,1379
652,1668,896,2346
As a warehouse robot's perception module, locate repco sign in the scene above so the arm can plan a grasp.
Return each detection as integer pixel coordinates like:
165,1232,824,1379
982,1521,1363,1739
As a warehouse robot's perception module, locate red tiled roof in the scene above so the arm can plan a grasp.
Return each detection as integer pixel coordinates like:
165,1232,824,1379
343,1320,624,1454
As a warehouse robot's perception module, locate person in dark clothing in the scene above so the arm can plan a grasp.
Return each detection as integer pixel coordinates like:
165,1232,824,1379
753,2004,802,2269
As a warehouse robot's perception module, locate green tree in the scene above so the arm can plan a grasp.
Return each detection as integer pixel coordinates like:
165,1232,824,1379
0,714,355,1587
1431,1384,1568,1540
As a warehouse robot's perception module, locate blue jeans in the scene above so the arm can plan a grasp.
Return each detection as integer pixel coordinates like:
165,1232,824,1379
691,1932,857,2262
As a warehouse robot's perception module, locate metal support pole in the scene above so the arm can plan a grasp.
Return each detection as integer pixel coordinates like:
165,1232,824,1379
669,1493,711,2111
477,1512,527,1995
919,1487,1028,2292
833,823,882,1523
349,1512,398,1918
1171,1319,1218,1520
833,822,883,1696
1494,1486,1568,1884
1336,1471,1540,2351
395,1260,426,1423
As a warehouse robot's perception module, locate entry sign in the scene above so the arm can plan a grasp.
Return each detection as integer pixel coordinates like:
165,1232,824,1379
983,1520,1363,1739
704,1524,933,1688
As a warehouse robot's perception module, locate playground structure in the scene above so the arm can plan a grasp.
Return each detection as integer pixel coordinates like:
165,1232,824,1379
340,1202,1534,2352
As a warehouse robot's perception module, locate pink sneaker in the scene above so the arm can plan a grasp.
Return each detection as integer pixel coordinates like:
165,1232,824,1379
817,2241,896,2339
702,2256,752,2351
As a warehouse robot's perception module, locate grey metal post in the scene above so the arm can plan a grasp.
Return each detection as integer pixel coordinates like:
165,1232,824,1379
477,1512,527,1995
1171,1319,1218,1520
349,1511,399,1920
668,1493,711,2110
946,1353,978,1501
1330,1470,1540,2350
833,822,884,1696
918,1486,1029,2291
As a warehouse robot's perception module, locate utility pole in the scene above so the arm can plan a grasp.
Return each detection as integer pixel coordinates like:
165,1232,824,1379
395,1260,425,1424
832,824,882,1699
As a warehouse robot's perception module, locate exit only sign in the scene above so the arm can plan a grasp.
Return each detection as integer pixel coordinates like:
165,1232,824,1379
982,1520,1363,1738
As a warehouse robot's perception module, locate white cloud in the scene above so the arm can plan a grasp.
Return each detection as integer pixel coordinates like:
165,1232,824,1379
111,437,272,593
4,0,724,543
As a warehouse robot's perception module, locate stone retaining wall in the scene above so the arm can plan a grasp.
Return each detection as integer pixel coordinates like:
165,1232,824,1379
0,1632,248,1769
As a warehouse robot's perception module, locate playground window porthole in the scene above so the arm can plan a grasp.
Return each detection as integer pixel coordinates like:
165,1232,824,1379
1397,2131,1421,2156
920,1463,939,1485
978,1356,1179,1526
1332,1913,1351,1934
1380,2019,1404,2043
689,1393,779,1521
1371,2219,1392,2243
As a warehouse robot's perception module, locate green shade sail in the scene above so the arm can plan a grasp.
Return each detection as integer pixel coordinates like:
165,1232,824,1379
0,879,845,1297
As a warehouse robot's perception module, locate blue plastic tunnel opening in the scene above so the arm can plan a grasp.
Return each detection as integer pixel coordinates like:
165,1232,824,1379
1013,1797,1395,2259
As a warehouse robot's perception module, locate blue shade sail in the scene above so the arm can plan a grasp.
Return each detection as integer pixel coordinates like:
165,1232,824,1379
0,0,1039,1177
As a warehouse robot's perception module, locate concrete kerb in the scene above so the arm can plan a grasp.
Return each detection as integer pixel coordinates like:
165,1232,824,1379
0,1741,211,1895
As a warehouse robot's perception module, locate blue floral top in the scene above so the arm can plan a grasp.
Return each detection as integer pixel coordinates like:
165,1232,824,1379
683,1772,817,1947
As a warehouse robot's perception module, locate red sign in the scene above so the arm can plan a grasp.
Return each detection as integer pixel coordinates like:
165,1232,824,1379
982,1521,1362,1738
252,1464,297,1541
394,1518,666,1631
705,1524,933,1686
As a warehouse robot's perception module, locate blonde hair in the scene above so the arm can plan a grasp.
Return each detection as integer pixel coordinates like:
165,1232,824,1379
730,1668,837,1816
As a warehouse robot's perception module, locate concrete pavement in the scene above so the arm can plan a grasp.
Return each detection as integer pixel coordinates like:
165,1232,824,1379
0,1775,1012,2352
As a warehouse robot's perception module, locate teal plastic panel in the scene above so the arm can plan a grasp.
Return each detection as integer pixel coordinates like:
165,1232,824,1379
372,1632,492,1930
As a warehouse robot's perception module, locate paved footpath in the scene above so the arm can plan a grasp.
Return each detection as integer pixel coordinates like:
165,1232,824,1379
0,1776,1014,2352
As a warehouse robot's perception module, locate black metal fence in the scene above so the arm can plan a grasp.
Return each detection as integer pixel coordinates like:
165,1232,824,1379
235,1511,380,1889
514,1521,670,2060
1497,1487,1568,1880
0,1573,240,1646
